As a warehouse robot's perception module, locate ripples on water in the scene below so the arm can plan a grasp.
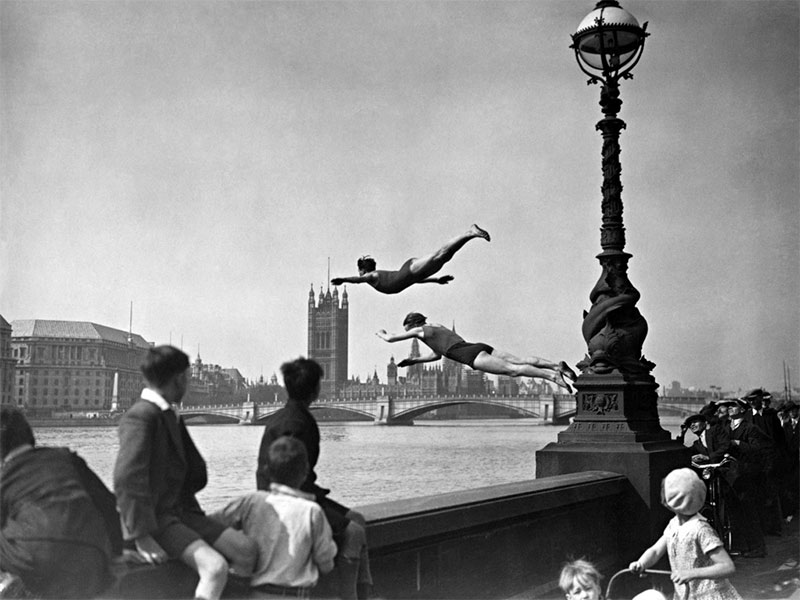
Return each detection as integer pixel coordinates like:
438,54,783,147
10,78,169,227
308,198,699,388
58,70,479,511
34,417,686,513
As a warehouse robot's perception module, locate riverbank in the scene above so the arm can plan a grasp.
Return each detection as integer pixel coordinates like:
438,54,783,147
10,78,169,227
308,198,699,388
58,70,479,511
27,418,119,427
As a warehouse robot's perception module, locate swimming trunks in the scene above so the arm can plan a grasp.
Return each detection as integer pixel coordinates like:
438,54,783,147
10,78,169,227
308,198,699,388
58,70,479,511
444,342,494,368
374,259,415,294
421,325,493,368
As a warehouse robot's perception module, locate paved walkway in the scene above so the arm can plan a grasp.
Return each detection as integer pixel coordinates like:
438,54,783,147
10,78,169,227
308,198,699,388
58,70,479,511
729,517,800,600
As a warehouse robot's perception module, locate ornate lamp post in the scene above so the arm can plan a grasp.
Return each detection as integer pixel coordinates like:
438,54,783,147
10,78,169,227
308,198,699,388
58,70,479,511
566,0,665,442
537,1,689,540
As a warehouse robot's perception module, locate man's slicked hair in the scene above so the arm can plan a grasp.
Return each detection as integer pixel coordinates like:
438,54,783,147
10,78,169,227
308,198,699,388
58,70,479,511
281,357,323,403
140,345,190,388
1,406,35,460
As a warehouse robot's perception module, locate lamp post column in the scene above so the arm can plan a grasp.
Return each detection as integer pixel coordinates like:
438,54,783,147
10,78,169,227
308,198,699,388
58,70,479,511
536,1,690,542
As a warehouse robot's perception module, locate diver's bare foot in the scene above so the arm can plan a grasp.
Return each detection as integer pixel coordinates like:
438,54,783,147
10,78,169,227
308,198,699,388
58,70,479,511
471,224,491,242
559,361,578,381
556,373,575,395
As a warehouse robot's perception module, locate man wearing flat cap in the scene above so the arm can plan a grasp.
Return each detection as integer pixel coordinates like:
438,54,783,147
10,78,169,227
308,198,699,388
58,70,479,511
721,398,770,556
683,413,731,464
741,388,786,535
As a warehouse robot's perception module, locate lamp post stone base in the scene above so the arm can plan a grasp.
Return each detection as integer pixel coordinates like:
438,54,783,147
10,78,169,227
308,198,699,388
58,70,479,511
536,373,692,541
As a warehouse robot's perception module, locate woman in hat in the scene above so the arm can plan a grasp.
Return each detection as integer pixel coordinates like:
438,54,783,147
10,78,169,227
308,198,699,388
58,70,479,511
630,468,741,600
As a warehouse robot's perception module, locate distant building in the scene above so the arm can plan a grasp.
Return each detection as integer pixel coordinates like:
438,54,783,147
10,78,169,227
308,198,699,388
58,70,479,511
183,352,244,406
387,357,398,386
496,375,520,397
0,315,14,406
10,320,152,415
308,284,349,397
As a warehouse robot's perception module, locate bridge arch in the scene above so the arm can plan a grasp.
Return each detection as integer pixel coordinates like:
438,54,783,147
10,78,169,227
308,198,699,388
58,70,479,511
392,399,539,421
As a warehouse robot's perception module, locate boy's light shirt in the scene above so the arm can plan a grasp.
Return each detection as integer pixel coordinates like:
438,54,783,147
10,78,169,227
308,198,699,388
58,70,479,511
212,483,337,588
270,482,315,501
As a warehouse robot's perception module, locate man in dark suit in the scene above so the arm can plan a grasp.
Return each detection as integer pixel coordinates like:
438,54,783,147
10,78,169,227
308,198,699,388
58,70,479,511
741,388,786,535
257,357,373,600
781,401,799,522
684,412,731,464
113,346,256,600
722,399,771,556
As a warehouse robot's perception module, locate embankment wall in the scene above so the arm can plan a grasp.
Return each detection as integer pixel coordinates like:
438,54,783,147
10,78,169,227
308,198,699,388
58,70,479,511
114,471,640,599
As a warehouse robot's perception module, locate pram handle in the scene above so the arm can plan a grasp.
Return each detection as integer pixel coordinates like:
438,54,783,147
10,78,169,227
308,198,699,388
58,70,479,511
605,568,673,600
691,455,737,469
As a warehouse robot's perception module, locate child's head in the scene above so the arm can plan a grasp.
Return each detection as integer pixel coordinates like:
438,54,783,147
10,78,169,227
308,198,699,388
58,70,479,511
661,468,706,517
559,559,602,600
262,436,309,489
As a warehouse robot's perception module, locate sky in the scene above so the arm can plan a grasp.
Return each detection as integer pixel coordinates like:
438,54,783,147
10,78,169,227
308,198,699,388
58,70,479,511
1,0,798,395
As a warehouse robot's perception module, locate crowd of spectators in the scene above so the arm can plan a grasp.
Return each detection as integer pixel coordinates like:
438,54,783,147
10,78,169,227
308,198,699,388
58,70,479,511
678,387,799,557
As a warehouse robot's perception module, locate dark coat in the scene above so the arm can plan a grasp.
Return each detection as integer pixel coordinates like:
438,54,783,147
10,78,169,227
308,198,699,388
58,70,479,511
728,420,771,477
256,400,351,536
113,399,208,540
745,408,788,460
0,447,119,598
256,400,327,498
785,420,800,468
690,423,731,463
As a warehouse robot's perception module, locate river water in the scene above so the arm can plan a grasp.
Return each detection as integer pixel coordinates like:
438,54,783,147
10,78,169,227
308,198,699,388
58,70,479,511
34,417,686,513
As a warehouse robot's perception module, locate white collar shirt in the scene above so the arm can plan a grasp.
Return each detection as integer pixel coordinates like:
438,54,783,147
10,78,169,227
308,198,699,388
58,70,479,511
141,388,179,414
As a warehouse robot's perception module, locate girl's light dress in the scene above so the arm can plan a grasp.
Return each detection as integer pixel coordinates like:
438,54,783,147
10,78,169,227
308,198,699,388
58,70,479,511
665,514,742,600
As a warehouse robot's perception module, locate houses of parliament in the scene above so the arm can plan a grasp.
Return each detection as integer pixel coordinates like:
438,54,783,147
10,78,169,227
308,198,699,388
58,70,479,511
307,283,552,399
0,287,553,417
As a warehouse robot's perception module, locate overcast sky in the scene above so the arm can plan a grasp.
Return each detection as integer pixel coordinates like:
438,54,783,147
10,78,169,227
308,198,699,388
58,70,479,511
2,0,797,394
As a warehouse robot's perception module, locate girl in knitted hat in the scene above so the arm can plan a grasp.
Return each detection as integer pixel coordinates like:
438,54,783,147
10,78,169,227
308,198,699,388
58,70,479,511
629,468,741,600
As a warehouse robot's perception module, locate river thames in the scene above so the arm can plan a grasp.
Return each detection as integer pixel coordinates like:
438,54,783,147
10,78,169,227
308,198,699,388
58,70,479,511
34,417,686,513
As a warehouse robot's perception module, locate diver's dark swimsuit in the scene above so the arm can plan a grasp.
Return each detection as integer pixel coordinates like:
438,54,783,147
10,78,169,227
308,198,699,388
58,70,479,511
421,325,494,368
373,259,415,294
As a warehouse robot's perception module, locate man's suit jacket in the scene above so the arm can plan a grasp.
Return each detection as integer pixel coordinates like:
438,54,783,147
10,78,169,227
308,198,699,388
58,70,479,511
745,409,787,455
691,424,731,463
784,420,800,468
728,420,770,477
113,399,208,540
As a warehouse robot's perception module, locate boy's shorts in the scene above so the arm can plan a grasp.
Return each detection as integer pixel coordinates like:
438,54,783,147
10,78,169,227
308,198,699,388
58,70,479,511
154,510,227,558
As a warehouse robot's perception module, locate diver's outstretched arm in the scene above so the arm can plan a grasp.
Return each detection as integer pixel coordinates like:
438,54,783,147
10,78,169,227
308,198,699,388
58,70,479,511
331,273,377,286
398,352,442,367
418,275,454,285
376,327,422,343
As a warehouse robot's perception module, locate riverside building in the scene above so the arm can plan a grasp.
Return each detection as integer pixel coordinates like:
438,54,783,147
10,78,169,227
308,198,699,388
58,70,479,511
10,319,152,416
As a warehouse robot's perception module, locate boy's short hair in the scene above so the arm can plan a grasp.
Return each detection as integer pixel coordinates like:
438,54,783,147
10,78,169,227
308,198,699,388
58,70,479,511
0,406,35,460
558,559,602,594
357,256,376,273
281,357,323,402
263,436,309,487
140,345,190,387
403,312,427,328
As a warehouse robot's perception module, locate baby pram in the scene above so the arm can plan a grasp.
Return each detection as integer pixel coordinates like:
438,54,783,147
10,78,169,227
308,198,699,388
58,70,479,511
605,568,674,600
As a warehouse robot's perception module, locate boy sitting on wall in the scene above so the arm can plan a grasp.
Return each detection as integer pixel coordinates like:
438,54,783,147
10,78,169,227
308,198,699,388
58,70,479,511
213,436,337,599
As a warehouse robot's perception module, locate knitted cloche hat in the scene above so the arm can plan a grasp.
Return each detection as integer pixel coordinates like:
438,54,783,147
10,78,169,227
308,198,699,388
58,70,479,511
662,468,706,516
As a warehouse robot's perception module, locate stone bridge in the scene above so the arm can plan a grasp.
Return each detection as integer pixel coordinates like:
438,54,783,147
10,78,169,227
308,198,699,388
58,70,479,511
180,394,709,425
181,393,577,425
